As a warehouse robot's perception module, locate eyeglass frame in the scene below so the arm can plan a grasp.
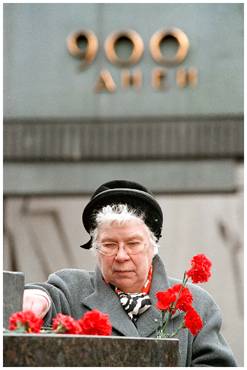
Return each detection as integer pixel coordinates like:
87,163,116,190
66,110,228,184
95,240,149,256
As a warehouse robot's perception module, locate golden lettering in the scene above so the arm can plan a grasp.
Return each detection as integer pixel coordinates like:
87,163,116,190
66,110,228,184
121,69,142,89
66,30,98,68
104,30,144,67
149,28,189,66
176,67,198,88
152,68,168,90
94,70,116,93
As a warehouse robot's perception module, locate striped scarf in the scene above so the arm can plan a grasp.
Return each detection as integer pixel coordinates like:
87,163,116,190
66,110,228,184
115,266,152,322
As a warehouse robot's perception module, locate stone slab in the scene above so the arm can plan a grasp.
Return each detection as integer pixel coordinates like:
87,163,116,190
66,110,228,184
3,333,179,367
3,271,24,329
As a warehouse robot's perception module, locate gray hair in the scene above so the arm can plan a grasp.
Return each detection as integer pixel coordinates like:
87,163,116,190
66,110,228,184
90,204,159,255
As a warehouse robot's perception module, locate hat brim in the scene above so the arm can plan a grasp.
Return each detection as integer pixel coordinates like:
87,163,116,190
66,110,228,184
80,236,93,250
80,188,163,249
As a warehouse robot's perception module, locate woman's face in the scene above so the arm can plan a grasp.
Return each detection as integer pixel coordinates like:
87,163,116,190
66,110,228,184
96,219,155,293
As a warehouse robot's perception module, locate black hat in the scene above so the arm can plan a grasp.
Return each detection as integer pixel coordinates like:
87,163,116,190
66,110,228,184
80,180,163,249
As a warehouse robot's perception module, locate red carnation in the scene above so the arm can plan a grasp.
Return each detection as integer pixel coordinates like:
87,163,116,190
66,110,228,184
184,307,203,335
9,310,43,333
171,284,193,312
52,313,81,334
156,290,176,311
156,284,193,313
79,309,112,336
186,254,212,283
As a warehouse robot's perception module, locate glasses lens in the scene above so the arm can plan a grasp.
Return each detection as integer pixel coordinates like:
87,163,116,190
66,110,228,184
97,243,118,256
126,242,145,254
97,242,146,256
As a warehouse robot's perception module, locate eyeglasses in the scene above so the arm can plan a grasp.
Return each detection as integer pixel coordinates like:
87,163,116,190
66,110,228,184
96,241,147,256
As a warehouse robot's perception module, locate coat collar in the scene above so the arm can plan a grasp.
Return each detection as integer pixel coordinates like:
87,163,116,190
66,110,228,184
81,255,180,337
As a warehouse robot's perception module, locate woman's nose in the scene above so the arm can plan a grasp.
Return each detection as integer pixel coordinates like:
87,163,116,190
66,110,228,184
115,244,130,260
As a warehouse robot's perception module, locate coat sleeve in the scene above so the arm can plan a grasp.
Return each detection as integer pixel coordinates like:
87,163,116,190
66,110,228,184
190,287,237,367
25,271,73,326
25,268,95,326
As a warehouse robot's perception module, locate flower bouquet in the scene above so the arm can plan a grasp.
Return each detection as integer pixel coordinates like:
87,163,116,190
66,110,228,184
155,253,212,338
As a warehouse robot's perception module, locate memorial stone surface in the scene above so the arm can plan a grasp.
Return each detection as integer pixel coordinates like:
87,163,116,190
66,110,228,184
3,334,179,366
3,271,24,329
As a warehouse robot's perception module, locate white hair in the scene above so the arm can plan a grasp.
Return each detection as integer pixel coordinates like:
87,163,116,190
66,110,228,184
90,204,159,255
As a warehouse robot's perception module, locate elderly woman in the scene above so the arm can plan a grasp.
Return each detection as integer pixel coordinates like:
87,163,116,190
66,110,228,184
23,180,237,366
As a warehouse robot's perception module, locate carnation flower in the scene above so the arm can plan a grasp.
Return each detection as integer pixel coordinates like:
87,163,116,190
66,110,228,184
79,309,112,336
52,313,81,334
9,310,43,333
156,290,176,311
171,284,193,312
186,254,212,283
156,284,193,314
184,307,203,335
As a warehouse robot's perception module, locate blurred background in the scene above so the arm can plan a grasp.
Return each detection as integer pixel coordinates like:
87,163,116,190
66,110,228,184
3,3,243,365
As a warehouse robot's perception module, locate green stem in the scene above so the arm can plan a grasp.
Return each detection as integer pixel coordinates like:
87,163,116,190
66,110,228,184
54,323,66,334
157,271,189,338
169,317,185,338
14,321,28,333
157,310,172,338
170,271,188,318
182,272,189,286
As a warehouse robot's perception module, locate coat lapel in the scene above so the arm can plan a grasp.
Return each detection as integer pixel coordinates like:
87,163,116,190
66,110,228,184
136,254,171,337
81,266,139,337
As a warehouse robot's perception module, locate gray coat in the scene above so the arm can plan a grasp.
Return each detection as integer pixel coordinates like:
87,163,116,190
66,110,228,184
25,255,237,367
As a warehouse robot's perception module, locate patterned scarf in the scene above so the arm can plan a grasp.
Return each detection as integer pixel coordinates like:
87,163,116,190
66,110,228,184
115,266,152,322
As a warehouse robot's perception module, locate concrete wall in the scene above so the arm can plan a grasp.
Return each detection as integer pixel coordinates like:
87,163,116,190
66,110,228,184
4,3,243,118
